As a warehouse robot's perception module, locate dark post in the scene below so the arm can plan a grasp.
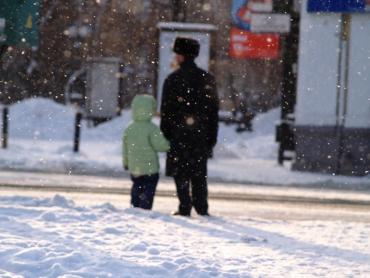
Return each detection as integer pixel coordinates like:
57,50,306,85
278,0,299,120
172,0,186,22
0,45,8,57
2,106,8,149
73,112,82,153
1,46,9,149
335,14,351,175
274,0,300,165
172,0,180,21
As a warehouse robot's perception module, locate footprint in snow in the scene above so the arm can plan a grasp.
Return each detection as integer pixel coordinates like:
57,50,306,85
103,227,122,235
148,248,160,255
241,235,268,244
130,242,148,252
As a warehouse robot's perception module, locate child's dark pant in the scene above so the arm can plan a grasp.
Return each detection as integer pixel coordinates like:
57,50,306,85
130,173,159,210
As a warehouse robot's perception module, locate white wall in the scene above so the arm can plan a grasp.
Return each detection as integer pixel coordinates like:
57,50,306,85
87,58,120,119
345,14,370,128
295,0,341,126
296,0,370,129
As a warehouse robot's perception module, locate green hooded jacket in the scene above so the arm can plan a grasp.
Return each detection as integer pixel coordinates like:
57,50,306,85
123,95,170,176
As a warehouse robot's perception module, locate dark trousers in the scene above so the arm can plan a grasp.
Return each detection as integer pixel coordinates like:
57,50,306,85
130,173,159,210
174,171,208,216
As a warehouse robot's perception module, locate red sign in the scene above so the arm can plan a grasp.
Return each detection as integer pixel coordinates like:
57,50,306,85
229,27,280,59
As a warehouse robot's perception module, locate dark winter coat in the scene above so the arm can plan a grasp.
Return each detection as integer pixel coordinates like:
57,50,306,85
160,60,219,177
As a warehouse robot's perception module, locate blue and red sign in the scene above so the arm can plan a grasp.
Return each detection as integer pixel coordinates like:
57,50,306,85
231,0,273,30
229,27,280,59
231,0,252,30
230,0,279,59
307,0,370,13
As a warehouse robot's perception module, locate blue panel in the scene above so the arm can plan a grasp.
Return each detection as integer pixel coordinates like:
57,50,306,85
307,0,366,13
231,0,251,30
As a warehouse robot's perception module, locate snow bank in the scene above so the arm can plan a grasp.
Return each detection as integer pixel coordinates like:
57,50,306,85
0,194,369,277
1,98,369,187
9,98,132,142
216,108,279,160
9,98,75,141
8,97,279,160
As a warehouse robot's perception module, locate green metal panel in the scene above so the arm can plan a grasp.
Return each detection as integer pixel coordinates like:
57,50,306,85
0,0,41,47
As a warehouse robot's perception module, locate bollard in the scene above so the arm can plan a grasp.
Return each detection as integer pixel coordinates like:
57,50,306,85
73,112,82,153
2,106,8,149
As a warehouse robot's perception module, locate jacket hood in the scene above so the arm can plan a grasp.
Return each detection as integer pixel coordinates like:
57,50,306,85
132,95,156,122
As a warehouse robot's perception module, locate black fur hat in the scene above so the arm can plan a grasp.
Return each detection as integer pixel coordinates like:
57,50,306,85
173,37,200,58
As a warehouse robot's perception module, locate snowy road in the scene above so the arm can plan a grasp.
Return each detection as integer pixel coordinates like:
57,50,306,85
0,170,370,223
1,187,370,222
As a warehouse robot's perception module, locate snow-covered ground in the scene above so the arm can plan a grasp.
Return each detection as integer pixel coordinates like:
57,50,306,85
0,97,369,188
0,193,369,277
1,98,370,277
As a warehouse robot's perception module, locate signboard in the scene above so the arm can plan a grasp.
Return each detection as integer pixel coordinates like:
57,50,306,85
250,0,273,12
231,0,273,31
230,0,284,59
307,0,370,13
251,14,291,33
157,22,216,111
86,58,121,119
0,1,40,47
229,27,280,59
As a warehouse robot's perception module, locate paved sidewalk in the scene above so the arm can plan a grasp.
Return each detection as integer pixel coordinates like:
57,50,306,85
1,171,370,206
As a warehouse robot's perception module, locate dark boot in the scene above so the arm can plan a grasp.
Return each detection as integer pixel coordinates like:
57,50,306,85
191,174,209,216
172,211,191,217
174,176,192,216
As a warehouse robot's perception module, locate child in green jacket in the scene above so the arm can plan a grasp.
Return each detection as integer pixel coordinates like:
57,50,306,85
123,94,170,210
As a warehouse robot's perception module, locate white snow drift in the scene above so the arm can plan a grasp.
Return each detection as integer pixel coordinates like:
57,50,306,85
0,194,369,277
0,97,368,188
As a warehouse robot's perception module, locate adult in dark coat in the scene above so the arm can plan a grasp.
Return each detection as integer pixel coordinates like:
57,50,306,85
160,37,219,216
